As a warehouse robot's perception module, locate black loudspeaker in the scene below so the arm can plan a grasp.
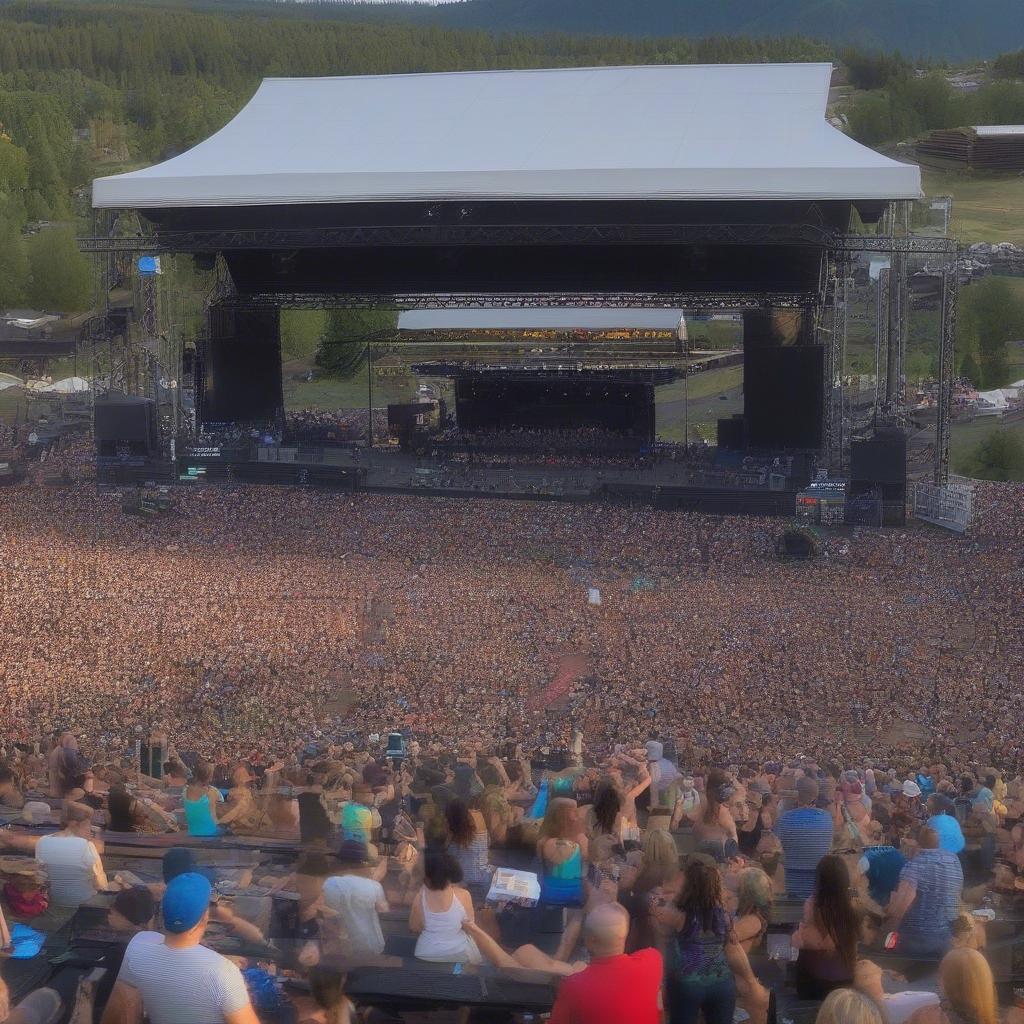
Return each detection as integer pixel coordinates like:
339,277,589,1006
199,306,283,426
717,416,745,451
744,346,824,450
94,394,156,457
850,431,907,488
851,430,907,525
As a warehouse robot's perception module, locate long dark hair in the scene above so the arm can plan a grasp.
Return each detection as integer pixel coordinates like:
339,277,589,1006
675,858,725,933
107,785,136,832
703,768,728,826
445,798,475,848
592,782,622,835
812,855,859,971
308,966,349,1024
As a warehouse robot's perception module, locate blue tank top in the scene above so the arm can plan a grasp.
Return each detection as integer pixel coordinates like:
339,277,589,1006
184,791,219,837
540,842,583,905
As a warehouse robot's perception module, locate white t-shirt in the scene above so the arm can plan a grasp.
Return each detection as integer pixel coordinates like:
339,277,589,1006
322,874,386,955
119,931,250,1024
35,834,100,907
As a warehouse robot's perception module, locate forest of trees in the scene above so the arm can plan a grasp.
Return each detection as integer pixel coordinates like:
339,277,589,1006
846,73,1024,147
218,0,1023,62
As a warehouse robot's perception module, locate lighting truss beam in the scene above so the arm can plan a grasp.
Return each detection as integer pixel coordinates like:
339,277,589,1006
78,226,960,258
226,291,818,311
78,222,841,253
935,258,958,484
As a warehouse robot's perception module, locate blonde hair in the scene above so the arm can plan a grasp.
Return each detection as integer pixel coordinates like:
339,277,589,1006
641,829,678,873
815,988,885,1024
539,798,578,841
940,948,997,1024
61,801,94,828
737,867,774,919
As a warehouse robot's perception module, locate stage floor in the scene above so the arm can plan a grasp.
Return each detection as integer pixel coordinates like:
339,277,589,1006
160,444,801,516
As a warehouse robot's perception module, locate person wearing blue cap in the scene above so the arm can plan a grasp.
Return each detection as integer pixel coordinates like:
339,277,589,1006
100,873,259,1024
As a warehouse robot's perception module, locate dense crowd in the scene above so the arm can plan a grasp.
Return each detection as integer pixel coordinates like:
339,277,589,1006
2,468,1024,1023
1,475,1023,766
433,425,644,455
284,410,387,446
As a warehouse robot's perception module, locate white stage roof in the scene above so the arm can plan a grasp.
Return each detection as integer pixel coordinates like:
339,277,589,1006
398,308,688,331
973,125,1024,137
93,64,921,209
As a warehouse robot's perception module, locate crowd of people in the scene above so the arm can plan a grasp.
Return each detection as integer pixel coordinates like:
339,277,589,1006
1,468,1023,764
2,731,1024,1024
284,410,386,446
433,425,644,455
1,450,1024,1022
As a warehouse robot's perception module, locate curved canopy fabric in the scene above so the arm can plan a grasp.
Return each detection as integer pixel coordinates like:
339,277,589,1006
398,308,689,331
41,376,90,394
93,63,921,209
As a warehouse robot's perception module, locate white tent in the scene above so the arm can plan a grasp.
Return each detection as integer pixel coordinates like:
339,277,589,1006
398,308,689,331
976,389,1009,411
93,63,921,209
41,376,90,394
0,372,23,391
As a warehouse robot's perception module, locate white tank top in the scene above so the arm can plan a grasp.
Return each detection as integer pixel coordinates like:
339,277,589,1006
414,888,481,964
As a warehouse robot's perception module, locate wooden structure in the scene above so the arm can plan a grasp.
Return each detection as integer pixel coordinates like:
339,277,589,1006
917,125,1024,170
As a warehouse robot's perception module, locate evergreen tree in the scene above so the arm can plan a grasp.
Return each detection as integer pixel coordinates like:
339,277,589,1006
0,215,28,310
964,429,1024,481
26,226,93,312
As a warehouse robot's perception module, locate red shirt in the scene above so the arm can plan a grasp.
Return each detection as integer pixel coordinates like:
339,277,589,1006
548,948,663,1024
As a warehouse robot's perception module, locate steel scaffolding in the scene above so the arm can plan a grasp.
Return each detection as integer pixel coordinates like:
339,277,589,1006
79,204,958,484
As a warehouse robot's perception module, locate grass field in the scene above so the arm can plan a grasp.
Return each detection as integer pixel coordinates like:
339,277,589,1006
656,364,742,405
923,168,1024,246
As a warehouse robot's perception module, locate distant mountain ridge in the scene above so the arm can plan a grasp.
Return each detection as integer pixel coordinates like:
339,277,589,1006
315,0,1024,61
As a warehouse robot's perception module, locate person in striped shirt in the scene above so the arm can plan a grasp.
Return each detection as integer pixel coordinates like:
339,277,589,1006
775,777,835,899
100,873,259,1024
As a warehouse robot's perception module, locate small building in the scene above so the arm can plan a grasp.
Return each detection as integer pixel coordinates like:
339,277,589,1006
916,125,1024,171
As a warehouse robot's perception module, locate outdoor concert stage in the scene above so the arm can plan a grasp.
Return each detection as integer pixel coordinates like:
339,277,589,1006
84,62,958,510
163,443,806,515
414,362,678,442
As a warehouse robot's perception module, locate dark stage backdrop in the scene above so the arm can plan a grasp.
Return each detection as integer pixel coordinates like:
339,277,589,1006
454,377,655,440
198,307,283,426
743,346,824,450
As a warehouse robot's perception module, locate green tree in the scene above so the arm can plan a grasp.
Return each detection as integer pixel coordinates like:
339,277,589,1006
26,226,92,312
963,429,1024,482
959,351,980,385
958,277,1024,388
316,309,397,378
0,215,28,310
280,309,327,360
847,92,893,145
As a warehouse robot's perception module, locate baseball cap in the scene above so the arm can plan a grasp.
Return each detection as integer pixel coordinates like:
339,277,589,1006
163,872,212,934
902,780,922,798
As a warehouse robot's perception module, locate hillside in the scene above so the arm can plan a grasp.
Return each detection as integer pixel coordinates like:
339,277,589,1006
319,0,1024,61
